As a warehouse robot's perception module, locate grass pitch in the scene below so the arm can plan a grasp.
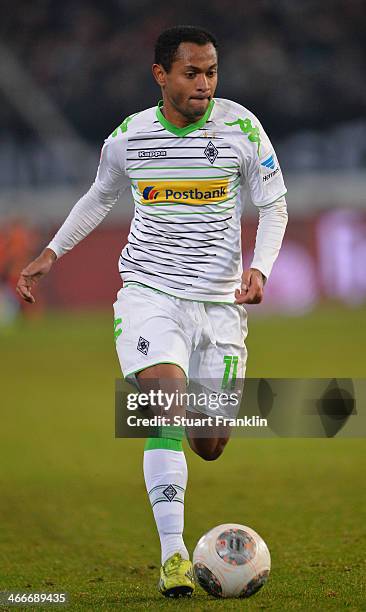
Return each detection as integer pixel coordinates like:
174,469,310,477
1,305,365,610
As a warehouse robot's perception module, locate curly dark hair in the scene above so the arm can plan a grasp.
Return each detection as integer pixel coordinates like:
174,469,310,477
154,25,218,73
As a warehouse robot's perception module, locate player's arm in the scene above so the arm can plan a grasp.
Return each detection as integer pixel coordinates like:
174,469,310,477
16,138,128,303
234,112,288,305
235,195,288,304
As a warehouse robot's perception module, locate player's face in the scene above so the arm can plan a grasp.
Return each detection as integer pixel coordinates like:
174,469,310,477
154,42,218,124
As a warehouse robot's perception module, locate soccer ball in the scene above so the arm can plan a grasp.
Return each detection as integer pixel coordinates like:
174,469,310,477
193,523,270,598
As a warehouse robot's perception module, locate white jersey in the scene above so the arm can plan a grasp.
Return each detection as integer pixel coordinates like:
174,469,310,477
48,98,287,302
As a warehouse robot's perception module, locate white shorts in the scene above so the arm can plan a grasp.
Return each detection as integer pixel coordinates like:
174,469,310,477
113,284,248,396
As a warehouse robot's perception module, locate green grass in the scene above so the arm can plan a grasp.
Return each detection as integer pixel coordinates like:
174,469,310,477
1,305,366,610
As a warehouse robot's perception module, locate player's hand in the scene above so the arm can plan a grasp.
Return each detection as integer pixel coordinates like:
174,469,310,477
16,248,57,304
235,268,265,304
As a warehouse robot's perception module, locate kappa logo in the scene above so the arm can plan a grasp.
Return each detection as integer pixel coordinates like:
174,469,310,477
225,117,261,155
137,336,150,355
111,112,139,136
138,150,167,158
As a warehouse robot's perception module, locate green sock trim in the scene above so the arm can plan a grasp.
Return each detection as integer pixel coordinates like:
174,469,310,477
144,425,184,451
144,437,183,451
159,425,184,440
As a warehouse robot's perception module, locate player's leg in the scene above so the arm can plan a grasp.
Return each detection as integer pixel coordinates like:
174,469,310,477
113,285,194,597
138,364,195,597
186,302,248,461
185,426,230,461
139,364,188,564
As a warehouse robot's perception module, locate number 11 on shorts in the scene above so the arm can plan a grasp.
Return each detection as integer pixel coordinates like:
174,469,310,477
221,355,239,389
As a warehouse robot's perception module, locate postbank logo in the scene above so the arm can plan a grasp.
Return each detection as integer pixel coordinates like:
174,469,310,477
138,179,229,206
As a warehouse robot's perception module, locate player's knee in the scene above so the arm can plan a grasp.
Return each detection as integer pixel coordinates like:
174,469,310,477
196,444,224,461
197,449,220,461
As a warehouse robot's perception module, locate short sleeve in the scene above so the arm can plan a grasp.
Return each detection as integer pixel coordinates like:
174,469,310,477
95,136,129,196
46,133,130,259
242,120,287,207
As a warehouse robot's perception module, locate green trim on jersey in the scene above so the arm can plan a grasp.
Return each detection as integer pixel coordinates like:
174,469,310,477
126,165,240,171
156,99,215,136
132,192,238,208
136,205,236,216
123,282,235,304
130,174,233,180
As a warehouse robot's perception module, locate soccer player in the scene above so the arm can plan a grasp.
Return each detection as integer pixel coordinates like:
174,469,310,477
16,26,288,598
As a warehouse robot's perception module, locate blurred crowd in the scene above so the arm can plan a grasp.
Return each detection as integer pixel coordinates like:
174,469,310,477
0,219,42,323
1,0,365,185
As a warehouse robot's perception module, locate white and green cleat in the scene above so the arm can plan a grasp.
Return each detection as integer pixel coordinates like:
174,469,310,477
159,553,195,598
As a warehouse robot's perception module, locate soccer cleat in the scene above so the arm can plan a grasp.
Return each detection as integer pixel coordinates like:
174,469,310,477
159,552,195,598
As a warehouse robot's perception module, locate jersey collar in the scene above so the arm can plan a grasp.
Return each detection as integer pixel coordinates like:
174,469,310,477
156,99,215,136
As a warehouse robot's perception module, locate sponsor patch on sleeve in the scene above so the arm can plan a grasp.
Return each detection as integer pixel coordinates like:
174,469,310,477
260,152,281,184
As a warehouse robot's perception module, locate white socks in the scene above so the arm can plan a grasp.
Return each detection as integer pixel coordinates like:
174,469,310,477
143,448,189,564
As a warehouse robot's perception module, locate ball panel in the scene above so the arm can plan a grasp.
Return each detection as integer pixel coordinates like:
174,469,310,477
194,562,222,597
215,528,257,565
239,569,270,598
